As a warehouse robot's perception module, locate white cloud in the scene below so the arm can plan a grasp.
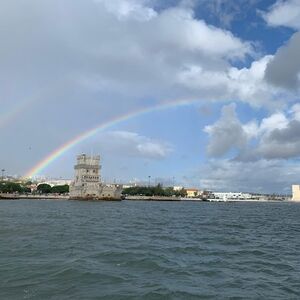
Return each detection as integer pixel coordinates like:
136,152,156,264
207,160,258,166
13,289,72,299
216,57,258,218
94,131,172,159
96,0,157,21
290,103,300,120
178,55,286,108
263,0,300,30
0,0,254,106
205,103,300,161
258,112,289,134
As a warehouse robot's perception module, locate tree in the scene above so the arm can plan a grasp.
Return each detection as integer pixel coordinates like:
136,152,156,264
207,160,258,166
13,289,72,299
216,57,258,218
122,185,182,197
51,185,69,194
22,187,31,193
37,184,52,194
0,182,23,193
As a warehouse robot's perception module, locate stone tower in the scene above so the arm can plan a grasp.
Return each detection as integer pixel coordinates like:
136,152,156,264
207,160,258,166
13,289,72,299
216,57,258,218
70,154,101,198
69,154,123,200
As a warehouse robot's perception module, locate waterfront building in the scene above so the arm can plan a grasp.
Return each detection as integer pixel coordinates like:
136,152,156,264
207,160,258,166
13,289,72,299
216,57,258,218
69,154,122,200
213,192,253,200
173,186,184,191
292,185,300,201
185,188,201,197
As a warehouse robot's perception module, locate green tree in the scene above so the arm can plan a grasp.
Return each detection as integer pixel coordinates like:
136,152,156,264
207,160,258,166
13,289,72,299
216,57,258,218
22,187,31,193
37,183,52,194
0,182,23,193
51,185,69,194
122,185,180,197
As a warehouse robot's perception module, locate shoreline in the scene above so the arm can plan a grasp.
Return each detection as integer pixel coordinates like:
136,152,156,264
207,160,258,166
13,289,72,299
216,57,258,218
0,193,293,202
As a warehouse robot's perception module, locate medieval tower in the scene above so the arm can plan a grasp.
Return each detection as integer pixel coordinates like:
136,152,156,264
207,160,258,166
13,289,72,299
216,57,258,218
69,154,122,200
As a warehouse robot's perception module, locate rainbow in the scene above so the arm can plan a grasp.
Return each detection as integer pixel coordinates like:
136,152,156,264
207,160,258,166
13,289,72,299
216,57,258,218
25,98,199,178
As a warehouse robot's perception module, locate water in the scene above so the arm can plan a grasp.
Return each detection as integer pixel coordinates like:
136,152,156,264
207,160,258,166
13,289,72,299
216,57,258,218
0,200,300,299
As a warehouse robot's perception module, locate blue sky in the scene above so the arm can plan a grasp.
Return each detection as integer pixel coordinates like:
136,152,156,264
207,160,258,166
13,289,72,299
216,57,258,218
1,0,300,193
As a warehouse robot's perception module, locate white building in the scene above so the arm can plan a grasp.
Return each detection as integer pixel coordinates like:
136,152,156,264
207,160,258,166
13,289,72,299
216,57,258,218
39,179,72,187
213,192,253,200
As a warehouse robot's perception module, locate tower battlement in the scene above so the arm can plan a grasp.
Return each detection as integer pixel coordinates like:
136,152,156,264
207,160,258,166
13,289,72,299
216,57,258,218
76,154,100,166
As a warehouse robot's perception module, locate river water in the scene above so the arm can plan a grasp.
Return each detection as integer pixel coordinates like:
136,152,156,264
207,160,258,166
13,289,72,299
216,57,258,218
0,200,299,299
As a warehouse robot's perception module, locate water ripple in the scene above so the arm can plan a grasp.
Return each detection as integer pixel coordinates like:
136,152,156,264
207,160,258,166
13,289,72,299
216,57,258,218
0,200,300,299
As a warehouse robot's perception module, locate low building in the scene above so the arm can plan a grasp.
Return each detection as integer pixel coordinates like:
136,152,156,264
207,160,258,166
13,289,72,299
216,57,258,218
69,154,122,200
213,192,253,200
292,185,300,201
173,186,184,191
186,188,201,198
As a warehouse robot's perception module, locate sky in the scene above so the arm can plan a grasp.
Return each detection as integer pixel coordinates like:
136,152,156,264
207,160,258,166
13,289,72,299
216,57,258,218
1,0,300,193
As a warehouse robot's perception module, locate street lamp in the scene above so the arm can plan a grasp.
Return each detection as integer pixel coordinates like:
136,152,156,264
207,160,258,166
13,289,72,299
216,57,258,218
148,175,151,187
1,169,5,181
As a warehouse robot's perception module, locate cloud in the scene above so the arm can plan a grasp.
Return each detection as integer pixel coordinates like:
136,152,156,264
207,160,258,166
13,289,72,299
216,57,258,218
0,1,251,84
97,0,157,21
263,0,300,30
265,32,300,90
205,103,300,161
257,120,300,160
197,159,299,193
204,103,248,157
179,54,287,108
94,131,172,159
2,0,294,127
179,0,261,28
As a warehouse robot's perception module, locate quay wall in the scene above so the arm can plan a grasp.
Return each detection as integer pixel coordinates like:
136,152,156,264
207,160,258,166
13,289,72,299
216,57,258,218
0,193,69,200
125,195,181,201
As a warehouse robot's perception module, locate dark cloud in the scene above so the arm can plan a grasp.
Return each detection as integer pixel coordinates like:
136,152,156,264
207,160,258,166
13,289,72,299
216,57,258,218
265,32,300,90
258,120,300,159
205,103,300,161
204,103,248,157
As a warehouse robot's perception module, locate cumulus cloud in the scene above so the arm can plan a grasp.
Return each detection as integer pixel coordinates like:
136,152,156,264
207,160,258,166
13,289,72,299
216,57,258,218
0,1,251,83
257,121,300,160
0,0,260,110
179,54,287,108
265,32,300,90
204,103,300,161
263,0,300,30
204,104,248,157
1,0,295,133
94,131,172,159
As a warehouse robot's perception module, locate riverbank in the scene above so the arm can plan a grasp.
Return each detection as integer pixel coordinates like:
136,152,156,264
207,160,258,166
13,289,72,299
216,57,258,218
125,195,181,201
0,193,291,202
0,193,68,200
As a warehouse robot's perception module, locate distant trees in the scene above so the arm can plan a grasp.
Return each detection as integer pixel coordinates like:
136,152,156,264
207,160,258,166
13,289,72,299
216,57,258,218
0,182,31,193
37,184,52,194
0,182,69,194
51,185,69,194
37,184,69,194
122,184,187,197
